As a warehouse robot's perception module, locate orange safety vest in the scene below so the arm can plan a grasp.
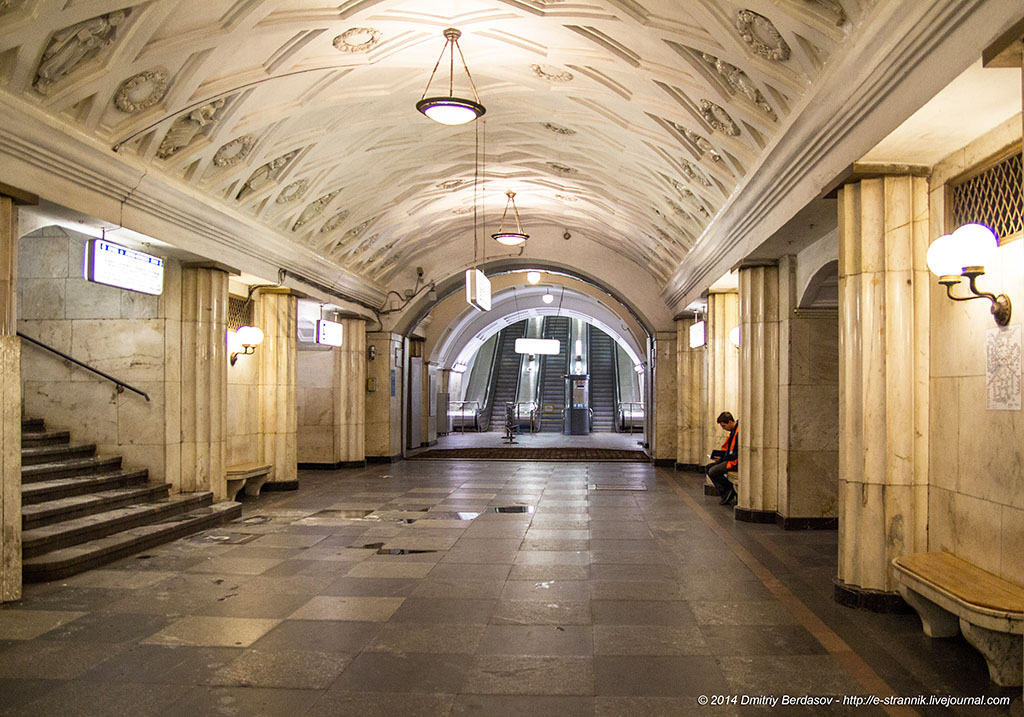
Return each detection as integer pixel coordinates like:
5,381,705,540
720,423,738,470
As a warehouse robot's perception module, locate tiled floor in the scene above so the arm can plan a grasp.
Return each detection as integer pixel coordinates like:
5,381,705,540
0,462,1019,716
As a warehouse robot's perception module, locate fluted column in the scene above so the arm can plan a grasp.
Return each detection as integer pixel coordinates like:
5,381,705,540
0,196,21,601
257,289,298,487
180,266,229,501
334,317,366,464
676,316,705,468
837,175,929,602
737,263,780,519
653,331,677,464
705,291,739,457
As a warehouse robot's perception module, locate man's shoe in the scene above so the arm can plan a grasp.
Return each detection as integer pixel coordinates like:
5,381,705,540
719,489,735,505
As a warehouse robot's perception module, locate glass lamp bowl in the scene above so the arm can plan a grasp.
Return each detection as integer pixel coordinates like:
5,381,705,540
416,97,485,125
492,231,528,246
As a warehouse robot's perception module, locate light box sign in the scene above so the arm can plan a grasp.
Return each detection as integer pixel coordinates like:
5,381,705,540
689,320,706,348
515,338,560,355
316,319,343,347
465,268,491,311
84,239,164,295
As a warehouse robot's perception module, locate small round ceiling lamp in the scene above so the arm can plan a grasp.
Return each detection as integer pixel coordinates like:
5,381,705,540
416,28,485,125
526,271,541,284
542,292,554,304
492,190,529,246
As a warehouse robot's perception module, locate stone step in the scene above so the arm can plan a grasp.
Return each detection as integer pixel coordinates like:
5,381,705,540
22,469,149,505
22,456,123,484
21,430,71,448
22,417,43,432
21,443,97,466
23,501,243,582
23,493,215,559
22,483,172,530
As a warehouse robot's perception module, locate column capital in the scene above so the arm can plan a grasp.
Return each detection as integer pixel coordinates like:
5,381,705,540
258,287,306,298
0,184,38,206
824,162,929,198
736,259,778,270
182,261,239,275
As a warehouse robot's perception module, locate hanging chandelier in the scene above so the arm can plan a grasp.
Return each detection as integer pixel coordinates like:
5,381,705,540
416,28,486,125
492,190,528,246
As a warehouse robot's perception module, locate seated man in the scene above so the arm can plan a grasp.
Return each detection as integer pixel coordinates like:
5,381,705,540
707,412,738,505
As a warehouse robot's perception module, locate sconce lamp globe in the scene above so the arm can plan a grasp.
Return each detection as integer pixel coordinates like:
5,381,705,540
542,293,554,304
235,325,265,348
526,271,541,284
950,223,998,270
729,326,741,347
926,233,962,278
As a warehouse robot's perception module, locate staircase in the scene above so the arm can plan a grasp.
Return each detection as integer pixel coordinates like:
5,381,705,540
589,328,618,432
487,321,528,431
21,417,241,582
537,317,570,432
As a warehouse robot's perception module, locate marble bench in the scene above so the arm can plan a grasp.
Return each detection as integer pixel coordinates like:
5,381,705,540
893,551,1024,687
226,463,272,501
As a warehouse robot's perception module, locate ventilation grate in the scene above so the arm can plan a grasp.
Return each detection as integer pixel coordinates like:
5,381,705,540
227,296,252,330
951,152,1022,242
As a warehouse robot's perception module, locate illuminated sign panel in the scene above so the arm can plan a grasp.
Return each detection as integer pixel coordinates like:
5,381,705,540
84,239,164,295
465,269,491,311
515,338,560,355
316,319,344,347
689,320,706,348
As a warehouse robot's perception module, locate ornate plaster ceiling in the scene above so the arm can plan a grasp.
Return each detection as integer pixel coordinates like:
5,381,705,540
0,0,940,307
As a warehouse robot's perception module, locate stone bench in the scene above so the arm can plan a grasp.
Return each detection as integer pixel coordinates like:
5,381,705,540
727,470,739,485
893,551,1024,687
226,463,272,501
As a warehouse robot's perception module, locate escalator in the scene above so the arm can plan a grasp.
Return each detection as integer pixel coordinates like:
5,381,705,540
537,316,570,432
588,328,618,432
487,320,527,430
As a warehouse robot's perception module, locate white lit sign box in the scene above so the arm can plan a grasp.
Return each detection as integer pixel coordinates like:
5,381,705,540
689,320,706,348
515,338,560,355
465,268,491,311
84,239,164,295
316,319,344,347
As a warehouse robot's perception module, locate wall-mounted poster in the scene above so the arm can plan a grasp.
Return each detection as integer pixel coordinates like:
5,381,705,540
986,324,1021,410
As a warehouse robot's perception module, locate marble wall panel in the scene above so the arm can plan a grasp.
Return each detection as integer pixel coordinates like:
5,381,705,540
928,377,959,493
18,233,68,278
64,279,122,319
654,331,677,461
786,449,839,518
0,335,20,601
952,491,1003,577
23,379,119,444
787,383,839,452
116,381,165,445
955,375,1023,511
999,504,1024,586
298,349,333,389
297,427,334,463
70,319,165,383
19,278,65,320
298,387,333,428
120,291,159,319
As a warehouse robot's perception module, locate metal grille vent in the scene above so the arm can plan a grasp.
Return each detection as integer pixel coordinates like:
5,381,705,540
227,296,252,330
951,152,1022,242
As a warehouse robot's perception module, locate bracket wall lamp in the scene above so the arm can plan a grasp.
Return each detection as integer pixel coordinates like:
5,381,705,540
926,223,1012,326
229,325,264,365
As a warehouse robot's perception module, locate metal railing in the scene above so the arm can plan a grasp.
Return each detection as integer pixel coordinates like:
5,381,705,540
18,331,151,401
448,401,482,432
512,401,538,433
617,402,644,433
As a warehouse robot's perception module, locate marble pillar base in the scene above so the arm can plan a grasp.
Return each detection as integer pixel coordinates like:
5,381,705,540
675,462,700,472
776,516,839,531
734,507,775,524
704,483,721,497
367,454,403,464
298,460,367,470
833,577,912,613
260,480,298,492
652,458,674,467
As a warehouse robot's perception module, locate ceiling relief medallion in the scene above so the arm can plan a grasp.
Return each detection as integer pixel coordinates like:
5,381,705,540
293,190,340,231
699,100,740,136
333,27,382,53
276,179,309,204
436,179,466,191
699,52,777,121
679,160,712,187
156,99,225,159
543,122,576,135
681,128,723,163
113,69,169,113
531,64,573,82
319,209,349,233
213,135,255,167
808,0,847,25
33,9,130,95
237,150,299,200
736,10,791,62
555,193,578,202
547,162,578,175
335,219,371,248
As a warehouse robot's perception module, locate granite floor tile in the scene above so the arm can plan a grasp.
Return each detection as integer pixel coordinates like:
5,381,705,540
6,680,193,717
79,644,241,683
451,694,595,715
167,685,322,717
500,579,590,601
594,625,709,655
365,622,487,654
699,623,827,656
594,655,729,696
287,596,405,621
476,624,593,656
490,600,592,626
0,640,125,679
388,597,496,624
204,648,351,688
463,655,594,695
329,651,472,693
142,616,280,647
305,691,457,717
0,609,85,640
411,578,506,599
344,561,436,579
591,600,698,626
321,576,420,597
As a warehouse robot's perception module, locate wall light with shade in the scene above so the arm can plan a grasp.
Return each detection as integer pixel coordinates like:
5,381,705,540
689,320,706,349
926,223,1011,326
228,326,264,365
729,326,741,348
542,292,554,304
416,28,485,125
526,271,541,284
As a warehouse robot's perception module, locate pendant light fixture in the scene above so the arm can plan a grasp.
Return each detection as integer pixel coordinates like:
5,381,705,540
492,190,529,246
417,28,486,125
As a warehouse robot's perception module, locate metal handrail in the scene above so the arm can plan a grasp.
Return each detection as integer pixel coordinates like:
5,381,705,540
17,331,151,402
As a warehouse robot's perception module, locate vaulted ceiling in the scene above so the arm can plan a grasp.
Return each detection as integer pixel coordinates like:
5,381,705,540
0,1,1011,318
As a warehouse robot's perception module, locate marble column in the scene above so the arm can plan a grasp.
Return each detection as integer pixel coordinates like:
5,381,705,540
365,332,403,460
837,175,929,603
676,315,705,469
334,317,366,464
257,289,298,487
737,263,780,519
180,265,229,501
706,291,739,457
653,331,677,464
0,196,21,601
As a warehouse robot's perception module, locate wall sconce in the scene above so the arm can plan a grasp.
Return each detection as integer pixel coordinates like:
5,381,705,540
730,326,741,347
926,223,1012,326
228,325,264,365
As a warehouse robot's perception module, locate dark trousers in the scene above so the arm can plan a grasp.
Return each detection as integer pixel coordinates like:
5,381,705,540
706,460,733,496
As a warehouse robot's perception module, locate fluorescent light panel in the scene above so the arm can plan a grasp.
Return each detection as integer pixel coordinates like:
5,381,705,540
316,319,343,347
515,338,560,355
84,238,163,295
465,269,491,311
689,320,706,348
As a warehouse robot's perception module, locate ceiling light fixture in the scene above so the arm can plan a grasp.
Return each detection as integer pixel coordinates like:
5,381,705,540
526,270,541,284
492,190,529,246
542,292,554,304
416,28,485,125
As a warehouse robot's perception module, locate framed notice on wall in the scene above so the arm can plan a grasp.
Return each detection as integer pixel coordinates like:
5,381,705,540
986,324,1021,410
84,238,164,295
